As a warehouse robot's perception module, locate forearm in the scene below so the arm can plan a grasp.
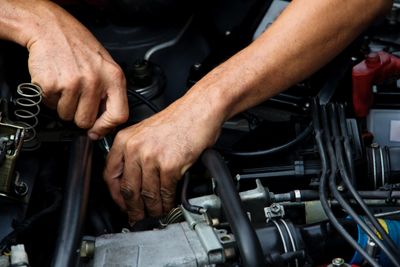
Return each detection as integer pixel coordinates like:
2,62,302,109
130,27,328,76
0,0,76,48
183,0,392,126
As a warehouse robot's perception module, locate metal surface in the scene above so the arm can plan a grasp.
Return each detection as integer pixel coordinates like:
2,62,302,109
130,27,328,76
265,203,285,222
89,223,210,267
0,122,24,198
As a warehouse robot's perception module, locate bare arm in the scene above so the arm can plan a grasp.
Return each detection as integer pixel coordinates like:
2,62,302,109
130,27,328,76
0,0,128,137
104,0,393,223
186,0,392,123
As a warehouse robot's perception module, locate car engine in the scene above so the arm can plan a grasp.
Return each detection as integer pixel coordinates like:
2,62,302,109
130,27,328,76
1,0,400,266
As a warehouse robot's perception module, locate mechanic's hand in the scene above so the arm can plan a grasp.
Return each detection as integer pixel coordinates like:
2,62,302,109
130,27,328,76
26,1,128,138
103,96,221,224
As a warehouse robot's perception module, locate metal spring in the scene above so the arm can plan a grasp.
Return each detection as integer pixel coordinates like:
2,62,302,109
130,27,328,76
14,83,42,143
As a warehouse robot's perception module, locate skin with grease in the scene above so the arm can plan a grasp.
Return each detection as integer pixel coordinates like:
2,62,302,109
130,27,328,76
0,0,393,224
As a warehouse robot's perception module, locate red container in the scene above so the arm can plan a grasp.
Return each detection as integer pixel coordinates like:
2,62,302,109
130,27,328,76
352,51,400,117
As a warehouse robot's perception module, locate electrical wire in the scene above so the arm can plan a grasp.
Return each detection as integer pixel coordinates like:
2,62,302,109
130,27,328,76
337,105,356,183
323,104,400,267
0,190,62,254
312,99,380,267
128,89,160,113
328,104,400,264
181,172,205,214
223,122,313,158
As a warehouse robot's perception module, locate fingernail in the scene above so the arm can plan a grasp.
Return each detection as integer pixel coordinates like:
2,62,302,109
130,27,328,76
88,132,99,140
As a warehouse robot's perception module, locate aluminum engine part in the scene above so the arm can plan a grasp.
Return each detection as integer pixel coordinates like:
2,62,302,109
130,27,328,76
89,222,213,267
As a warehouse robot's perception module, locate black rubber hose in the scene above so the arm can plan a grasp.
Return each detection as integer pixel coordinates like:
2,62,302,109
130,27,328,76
274,189,400,202
312,99,380,267
328,104,400,264
181,172,205,214
224,123,313,158
201,149,265,267
51,136,93,267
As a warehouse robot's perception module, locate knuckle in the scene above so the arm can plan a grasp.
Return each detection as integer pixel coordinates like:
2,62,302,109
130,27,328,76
114,110,129,124
160,187,175,200
141,190,159,205
161,161,178,178
141,150,156,167
125,138,139,153
111,65,125,81
76,117,94,129
120,184,135,201
66,76,82,92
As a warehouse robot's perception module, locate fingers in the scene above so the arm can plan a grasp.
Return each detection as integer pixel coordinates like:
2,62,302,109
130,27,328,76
74,85,101,129
104,143,126,210
160,166,178,215
88,66,129,140
141,166,163,217
121,159,145,224
57,89,80,121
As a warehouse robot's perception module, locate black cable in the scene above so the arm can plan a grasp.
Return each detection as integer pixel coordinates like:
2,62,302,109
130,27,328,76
181,172,205,214
328,104,400,264
312,99,380,267
0,190,62,254
201,149,265,267
274,189,400,202
223,122,313,158
128,89,160,113
337,105,356,183
322,104,400,266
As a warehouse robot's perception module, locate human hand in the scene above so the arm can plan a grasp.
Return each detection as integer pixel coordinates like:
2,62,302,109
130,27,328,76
103,95,222,224
26,1,128,138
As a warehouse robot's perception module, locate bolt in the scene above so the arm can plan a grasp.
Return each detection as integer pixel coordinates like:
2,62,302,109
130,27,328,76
337,185,345,192
270,204,281,213
14,181,28,197
80,240,95,259
332,258,345,267
211,218,220,226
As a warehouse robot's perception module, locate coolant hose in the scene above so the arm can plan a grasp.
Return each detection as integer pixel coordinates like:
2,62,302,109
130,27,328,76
201,149,265,267
51,136,93,267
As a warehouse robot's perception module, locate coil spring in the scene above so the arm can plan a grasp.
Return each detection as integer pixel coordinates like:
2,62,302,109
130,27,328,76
14,83,42,144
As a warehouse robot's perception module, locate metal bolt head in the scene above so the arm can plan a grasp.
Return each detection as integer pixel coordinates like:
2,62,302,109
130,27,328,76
332,258,345,267
337,185,345,192
80,240,95,259
270,204,281,213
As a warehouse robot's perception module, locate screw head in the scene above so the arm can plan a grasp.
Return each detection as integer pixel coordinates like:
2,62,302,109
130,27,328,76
270,204,281,213
332,258,345,267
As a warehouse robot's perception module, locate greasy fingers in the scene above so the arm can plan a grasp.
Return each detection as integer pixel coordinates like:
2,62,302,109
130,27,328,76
26,1,128,137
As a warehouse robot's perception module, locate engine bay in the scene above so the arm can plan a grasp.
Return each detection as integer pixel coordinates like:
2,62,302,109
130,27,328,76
1,0,400,266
